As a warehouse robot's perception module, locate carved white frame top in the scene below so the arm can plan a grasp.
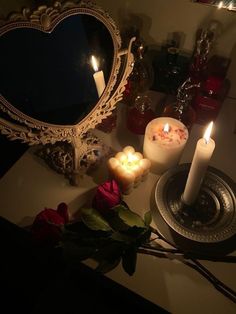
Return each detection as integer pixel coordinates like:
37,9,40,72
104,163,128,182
0,1,131,145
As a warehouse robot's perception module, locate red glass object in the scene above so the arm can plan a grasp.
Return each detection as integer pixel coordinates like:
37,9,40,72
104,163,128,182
96,110,117,133
162,78,199,131
127,94,155,135
193,75,230,124
162,102,196,131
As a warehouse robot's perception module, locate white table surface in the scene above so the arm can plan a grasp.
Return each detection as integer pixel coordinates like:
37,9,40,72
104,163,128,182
0,91,235,313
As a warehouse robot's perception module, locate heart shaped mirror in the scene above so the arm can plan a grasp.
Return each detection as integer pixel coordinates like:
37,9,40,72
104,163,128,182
0,1,134,184
1,14,114,125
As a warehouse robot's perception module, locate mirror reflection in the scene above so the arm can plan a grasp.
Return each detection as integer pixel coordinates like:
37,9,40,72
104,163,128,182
0,14,114,125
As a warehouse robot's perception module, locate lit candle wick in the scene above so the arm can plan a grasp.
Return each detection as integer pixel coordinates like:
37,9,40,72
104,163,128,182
203,121,213,144
163,123,170,133
108,146,151,194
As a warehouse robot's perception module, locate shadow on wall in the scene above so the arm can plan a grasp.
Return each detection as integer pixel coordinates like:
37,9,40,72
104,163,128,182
119,8,189,54
118,9,155,47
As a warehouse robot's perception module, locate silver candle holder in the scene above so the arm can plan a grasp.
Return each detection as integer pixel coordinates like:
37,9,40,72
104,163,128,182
154,163,236,243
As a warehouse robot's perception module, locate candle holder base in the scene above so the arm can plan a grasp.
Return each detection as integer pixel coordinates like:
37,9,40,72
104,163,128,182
154,163,236,243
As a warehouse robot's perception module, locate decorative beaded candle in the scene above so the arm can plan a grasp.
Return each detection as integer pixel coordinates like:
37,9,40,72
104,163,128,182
107,146,151,194
143,117,188,174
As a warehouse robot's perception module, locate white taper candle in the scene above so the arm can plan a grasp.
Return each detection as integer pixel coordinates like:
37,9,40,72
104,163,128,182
182,122,215,205
91,55,105,97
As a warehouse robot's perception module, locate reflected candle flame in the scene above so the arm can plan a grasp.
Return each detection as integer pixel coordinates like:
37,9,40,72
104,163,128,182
91,55,98,72
218,1,223,9
228,2,233,10
203,121,213,144
163,123,170,133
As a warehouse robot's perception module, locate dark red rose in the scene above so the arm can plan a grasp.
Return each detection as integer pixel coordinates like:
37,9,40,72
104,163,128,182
92,180,121,215
57,202,69,223
31,202,69,247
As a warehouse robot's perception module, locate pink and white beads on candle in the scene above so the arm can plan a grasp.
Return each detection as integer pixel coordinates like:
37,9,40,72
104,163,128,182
143,117,189,174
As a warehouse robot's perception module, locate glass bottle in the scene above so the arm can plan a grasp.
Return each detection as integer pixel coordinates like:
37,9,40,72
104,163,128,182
127,94,155,135
123,41,154,106
188,27,215,85
193,75,230,124
162,46,182,94
162,78,199,131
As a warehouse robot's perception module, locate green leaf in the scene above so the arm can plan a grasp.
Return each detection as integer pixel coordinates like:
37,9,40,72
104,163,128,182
123,226,147,237
122,246,137,276
114,205,145,228
94,241,124,262
61,240,96,262
144,210,152,226
105,211,129,232
95,258,121,274
138,228,152,245
111,231,135,244
80,207,112,232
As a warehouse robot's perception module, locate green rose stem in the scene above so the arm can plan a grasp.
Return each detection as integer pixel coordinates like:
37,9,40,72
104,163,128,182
137,226,236,303
61,204,236,304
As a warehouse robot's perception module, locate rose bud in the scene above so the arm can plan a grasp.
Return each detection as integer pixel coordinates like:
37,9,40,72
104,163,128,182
92,180,121,215
31,202,69,247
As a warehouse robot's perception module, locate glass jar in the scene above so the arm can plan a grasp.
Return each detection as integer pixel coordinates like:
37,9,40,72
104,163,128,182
127,94,155,135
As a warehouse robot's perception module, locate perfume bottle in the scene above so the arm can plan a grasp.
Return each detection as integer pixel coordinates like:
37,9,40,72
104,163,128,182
188,27,215,85
193,75,230,124
162,78,199,130
127,94,155,135
123,41,153,106
162,46,182,94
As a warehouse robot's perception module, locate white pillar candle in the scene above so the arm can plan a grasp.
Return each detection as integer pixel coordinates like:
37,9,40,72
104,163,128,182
107,146,151,194
182,122,215,205
91,55,105,97
143,117,188,174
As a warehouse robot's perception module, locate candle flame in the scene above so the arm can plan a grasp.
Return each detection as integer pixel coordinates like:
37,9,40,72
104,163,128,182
91,55,98,72
218,1,223,9
228,2,233,10
127,153,137,163
203,121,213,144
163,123,170,133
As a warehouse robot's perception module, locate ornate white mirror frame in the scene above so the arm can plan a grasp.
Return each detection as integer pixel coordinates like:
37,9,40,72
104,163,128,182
0,0,134,184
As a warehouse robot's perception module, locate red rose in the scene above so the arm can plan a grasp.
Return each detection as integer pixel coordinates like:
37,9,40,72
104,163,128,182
92,180,121,215
31,202,69,247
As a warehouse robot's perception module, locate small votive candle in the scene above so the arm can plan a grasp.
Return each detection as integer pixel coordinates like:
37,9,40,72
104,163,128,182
143,117,188,174
107,146,151,194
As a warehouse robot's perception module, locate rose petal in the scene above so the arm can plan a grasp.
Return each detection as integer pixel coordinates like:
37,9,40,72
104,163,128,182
92,180,121,214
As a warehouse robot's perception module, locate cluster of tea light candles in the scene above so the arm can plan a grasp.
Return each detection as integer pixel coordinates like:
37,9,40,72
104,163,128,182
108,116,215,204
108,146,151,194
